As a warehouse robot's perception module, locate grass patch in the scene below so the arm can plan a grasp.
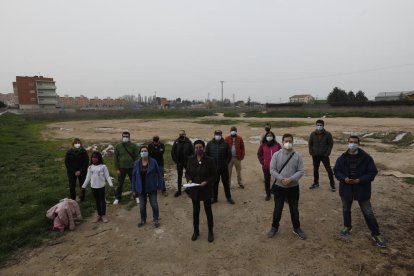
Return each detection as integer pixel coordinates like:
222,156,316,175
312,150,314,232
223,112,241,118
247,121,311,128
402,178,414,185
193,119,240,126
244,110,414,118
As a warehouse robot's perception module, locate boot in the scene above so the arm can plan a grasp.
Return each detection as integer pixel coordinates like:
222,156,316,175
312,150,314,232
191,229,199,241
208,228,214,243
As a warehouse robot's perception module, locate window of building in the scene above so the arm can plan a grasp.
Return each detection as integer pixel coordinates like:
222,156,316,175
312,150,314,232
30,90,35,94
30,98,37,102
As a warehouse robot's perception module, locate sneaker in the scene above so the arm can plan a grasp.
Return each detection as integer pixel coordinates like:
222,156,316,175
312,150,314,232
309,183,319,189
267,227,279,238
239,184,245,189
113,199,119,205
137,221,146,228
330,186,336,192
101,216,108,223
372,235,386,248
340,226,352,236
154,220,160,228
92,215,100,223
135,197,140,204
174,191,182,197
293,228,306,240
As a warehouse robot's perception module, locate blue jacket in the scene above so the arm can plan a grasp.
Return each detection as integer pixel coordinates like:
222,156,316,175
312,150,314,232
131,158,164,194
333,149,378,201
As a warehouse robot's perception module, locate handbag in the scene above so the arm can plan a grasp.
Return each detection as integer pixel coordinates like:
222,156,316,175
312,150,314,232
270,152,295,194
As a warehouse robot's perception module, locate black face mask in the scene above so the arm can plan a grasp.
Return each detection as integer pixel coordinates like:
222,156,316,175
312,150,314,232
265,127,270,132
179,135,185,140
153,138,159,143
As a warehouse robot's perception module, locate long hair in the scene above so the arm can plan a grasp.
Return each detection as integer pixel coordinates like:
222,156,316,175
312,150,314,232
90,151,104,165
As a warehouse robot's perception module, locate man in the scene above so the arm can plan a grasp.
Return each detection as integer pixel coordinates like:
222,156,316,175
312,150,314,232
171,130,194,197
148,135,167,196
113,131,138,205
308,119,336,192
205,130,235,204
333,135,386,248
260,123,272,144
224,126,245,189
268,133,305,240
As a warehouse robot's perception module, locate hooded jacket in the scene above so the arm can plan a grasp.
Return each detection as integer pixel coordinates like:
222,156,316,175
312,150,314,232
257,141,282,171
333,148,378,201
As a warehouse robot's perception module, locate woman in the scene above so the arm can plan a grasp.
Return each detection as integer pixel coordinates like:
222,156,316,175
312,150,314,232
257,131,281,201
132,145,164,228
65,138,89,202
185,140,217,242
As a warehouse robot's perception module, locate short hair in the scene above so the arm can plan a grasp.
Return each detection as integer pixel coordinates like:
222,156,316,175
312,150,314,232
282,133,294,142
72,138,81,146
348,135,360,143
265,123,271,127
139,145,149,152
316,119,324,125
122,131,130,136
193,139,205,148
90,151,104,165
230,126,237,131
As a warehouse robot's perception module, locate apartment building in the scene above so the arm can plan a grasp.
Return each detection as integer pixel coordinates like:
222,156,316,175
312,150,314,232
13,76,58,109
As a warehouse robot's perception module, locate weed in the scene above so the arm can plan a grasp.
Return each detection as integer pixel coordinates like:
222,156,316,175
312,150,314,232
402,178,414,185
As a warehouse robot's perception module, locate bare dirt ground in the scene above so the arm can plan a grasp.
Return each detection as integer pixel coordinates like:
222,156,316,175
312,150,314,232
2,117,414,275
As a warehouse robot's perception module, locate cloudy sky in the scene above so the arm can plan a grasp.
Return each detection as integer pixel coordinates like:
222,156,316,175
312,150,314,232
1,0,413,102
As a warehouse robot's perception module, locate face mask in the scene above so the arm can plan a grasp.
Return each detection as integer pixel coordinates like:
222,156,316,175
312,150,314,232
316,125,324,131
283,142,293,150
348,143,359,151
214,135,222,141
91,157,99,164
265,127,270,132
195,148,204,156
266,136,273,142
140,151,149,158
230,131,237,136
74,143,81,149
122,137,129,143
179,135,185,140
153,138,159,143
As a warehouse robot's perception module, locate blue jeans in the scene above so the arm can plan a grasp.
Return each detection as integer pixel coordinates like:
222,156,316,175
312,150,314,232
139,191,159,222
341,198,380,236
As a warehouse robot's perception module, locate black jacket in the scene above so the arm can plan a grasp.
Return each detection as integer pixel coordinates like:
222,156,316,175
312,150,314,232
65,148,89,175
205,138,231,171
308,129,334,157
171,137,194,166
148,142,165,167
185,154,217,201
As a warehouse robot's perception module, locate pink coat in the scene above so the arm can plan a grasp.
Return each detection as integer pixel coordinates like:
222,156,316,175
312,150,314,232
46,199,82,232
257,142,282,171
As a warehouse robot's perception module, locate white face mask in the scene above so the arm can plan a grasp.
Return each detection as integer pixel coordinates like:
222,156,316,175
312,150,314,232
214,135,222,141
140,151,149,158
283,142,293,150
266,136,273,142
230,131,237,136
74,143,81,149
316,125,324,131
122,137,129,143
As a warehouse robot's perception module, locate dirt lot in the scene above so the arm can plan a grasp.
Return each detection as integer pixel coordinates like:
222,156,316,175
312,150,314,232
2,117,414,275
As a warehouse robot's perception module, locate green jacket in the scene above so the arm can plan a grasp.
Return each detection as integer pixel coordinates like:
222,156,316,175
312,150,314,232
114,142,139,169
308,130,334,157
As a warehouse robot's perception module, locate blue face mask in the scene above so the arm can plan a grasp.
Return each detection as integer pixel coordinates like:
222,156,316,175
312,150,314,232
140,151,149,158
316,125,324,131
348,143,359,151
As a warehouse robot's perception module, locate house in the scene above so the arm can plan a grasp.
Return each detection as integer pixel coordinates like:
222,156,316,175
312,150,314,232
289,94,314,104
375,91,414,101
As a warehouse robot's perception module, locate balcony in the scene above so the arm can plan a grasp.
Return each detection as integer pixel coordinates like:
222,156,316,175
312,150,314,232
37,91,58,97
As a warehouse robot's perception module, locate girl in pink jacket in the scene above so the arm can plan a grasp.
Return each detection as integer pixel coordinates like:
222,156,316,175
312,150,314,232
257,131,281,201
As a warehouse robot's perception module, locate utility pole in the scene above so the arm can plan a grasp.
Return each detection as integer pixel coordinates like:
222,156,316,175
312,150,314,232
220,80,224,102
232,93,235,103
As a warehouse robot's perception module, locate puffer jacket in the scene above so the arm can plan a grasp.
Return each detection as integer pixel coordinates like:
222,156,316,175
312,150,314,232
171,137,194,166
308,129,334,157
205,138,231,172
257,141,282,171
46,199,82,232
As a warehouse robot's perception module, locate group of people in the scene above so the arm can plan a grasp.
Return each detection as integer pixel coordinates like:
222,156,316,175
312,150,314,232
64,119,386,247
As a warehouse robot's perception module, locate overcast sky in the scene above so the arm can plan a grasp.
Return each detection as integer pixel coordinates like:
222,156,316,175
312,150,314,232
1,0,413,102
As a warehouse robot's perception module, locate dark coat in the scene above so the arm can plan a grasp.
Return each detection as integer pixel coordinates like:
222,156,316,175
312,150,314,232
131,157,164,194
308,130,334,157
205,138,231,172
333,149,378,201
65,148,89,175
171,137,194,166
185,154,217,201
148,142,165,167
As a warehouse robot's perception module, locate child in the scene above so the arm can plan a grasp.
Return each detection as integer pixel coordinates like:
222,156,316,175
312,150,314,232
82,151,113,223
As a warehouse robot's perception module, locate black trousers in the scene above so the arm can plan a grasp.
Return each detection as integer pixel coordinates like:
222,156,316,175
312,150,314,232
263,169,271,197
312,155,335,186
272,185,300,229
176,163,185,192
67,171,87,201
213,168,231,200
92,187,106,216
115,168,133,200
192,199,214,232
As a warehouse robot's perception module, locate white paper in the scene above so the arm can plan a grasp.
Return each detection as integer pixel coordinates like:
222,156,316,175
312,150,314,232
183,183,200,188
